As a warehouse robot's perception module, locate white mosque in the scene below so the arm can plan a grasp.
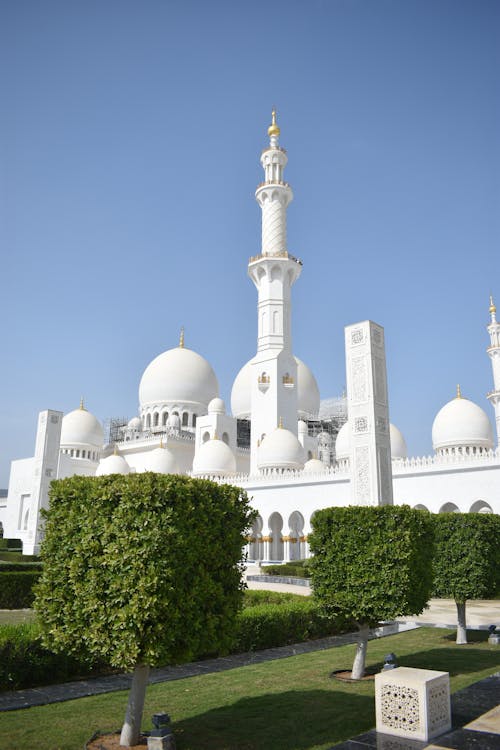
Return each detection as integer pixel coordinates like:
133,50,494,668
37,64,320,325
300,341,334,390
2,111,500,560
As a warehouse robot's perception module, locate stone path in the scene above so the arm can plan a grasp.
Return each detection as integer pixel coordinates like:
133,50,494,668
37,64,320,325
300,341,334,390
0,622,412,712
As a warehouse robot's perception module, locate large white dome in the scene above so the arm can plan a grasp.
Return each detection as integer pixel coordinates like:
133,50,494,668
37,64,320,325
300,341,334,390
139,345,219,410
303,457,327,474
258,427,305,472
335,421,407,460
231,356,320,419
60,404,104,448
432,393,494,453
192,438,236,477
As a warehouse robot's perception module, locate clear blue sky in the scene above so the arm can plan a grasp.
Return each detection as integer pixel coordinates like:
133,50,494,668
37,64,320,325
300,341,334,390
1,0,499,486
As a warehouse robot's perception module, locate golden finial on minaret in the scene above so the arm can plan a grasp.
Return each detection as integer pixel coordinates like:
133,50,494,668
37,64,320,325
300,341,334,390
456,384,462,399
179,326,185,348
278,416,283,428
489,294,496,315
268,107,280,138
79,397,85,411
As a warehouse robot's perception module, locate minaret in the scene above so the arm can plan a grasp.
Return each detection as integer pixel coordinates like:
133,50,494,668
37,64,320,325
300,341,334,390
249,110,302,472
487,295,500,445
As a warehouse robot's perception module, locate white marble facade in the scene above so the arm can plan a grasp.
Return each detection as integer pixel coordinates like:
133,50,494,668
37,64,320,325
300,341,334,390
3,112,500,557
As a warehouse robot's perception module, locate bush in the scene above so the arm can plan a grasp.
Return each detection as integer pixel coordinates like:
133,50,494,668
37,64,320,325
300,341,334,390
0,552,41,563
0,539,22,551
0,592,348,690
263,563,311,578
0,571,41,608
242,590,306,608
0,623,106,691
233,598,348,652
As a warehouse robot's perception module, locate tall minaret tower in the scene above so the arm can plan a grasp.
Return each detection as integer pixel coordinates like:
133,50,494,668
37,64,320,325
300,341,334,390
249,110,302,472
487,294,500,446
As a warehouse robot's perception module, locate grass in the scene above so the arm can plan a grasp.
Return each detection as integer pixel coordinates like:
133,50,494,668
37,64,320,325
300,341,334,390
0,609,35,625
1,627,500,750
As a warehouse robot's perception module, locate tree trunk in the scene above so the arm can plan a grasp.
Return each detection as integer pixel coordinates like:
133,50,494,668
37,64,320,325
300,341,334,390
351,625,369,679
456,600,468,644
120,663,150,747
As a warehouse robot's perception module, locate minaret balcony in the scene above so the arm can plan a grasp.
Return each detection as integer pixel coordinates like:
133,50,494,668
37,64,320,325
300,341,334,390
258,374,270,392
487,389,500,401
256,180,290,189
248,251,303,266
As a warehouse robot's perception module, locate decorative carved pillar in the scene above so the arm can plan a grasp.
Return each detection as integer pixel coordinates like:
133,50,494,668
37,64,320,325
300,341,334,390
261,535,272,562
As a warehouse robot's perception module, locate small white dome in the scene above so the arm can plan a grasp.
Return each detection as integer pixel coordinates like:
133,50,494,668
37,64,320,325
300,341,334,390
208,397,226,415
145,445,178,474
139,345,219,410
127,416,142,431
303,457,327,474
390,423,408,459
335,420,407,460
432,393,494,453
335,422,350,460
258,427,305,472
231,356,320,419
317,431,333,446
167,413,181,429
61,404,104,448
192,438,236,477
95,453,130,476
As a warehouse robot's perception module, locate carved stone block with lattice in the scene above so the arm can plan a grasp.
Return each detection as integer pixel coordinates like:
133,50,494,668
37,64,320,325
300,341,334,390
375,666,451,742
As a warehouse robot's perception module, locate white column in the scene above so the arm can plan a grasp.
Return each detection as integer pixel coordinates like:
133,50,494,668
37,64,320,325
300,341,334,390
345,321,393,506
25,410,63,555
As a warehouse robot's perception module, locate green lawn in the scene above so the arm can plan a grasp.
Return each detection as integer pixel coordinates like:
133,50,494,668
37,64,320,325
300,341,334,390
0,609,35,625
1,627,500,750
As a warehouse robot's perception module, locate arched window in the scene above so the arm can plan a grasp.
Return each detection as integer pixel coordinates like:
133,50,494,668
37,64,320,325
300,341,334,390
153,412,159,427
222,432,229,444
182,412,189,427
162,412,169,426
203,431,210,443
192,414,197,427
146,414,151,429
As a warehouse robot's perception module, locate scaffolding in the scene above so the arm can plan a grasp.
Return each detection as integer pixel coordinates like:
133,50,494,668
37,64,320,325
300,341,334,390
104,417,130,445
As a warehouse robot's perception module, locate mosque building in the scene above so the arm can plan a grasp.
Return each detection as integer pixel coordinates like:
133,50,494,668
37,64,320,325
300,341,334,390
2,111,500,559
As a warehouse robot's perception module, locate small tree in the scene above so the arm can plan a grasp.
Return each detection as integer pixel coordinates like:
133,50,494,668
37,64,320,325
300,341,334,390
309,505,433,679
34,473,255,746
432,512,500,644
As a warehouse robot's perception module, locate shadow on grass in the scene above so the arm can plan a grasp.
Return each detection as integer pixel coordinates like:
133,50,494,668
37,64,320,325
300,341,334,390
440,630,488,643
172,688,374,750
392,647,500,677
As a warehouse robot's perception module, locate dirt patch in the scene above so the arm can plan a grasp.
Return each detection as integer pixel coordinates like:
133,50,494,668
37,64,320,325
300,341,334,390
331,669,376,682
86,732,148,749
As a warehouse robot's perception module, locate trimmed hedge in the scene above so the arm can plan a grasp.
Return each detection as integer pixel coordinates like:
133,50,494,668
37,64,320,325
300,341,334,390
0,571,41,608
0,551,40,563
0,539,22,551
263,563,311,578
0,593,348,691
233,598,348,652
0,623,106,691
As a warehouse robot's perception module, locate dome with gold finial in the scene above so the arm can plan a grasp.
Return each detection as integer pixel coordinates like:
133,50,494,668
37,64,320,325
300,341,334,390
60,399,104,450
95,447,130,476
267,108,280,138
258,423,305,473
139,329,219,413
432,386,494,455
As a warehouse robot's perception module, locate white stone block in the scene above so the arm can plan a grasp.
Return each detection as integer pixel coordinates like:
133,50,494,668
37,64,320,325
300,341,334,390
375,666,451,742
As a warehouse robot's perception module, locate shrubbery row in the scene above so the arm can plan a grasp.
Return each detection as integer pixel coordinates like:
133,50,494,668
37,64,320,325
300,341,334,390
0,571,41,608
0,594,347,691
